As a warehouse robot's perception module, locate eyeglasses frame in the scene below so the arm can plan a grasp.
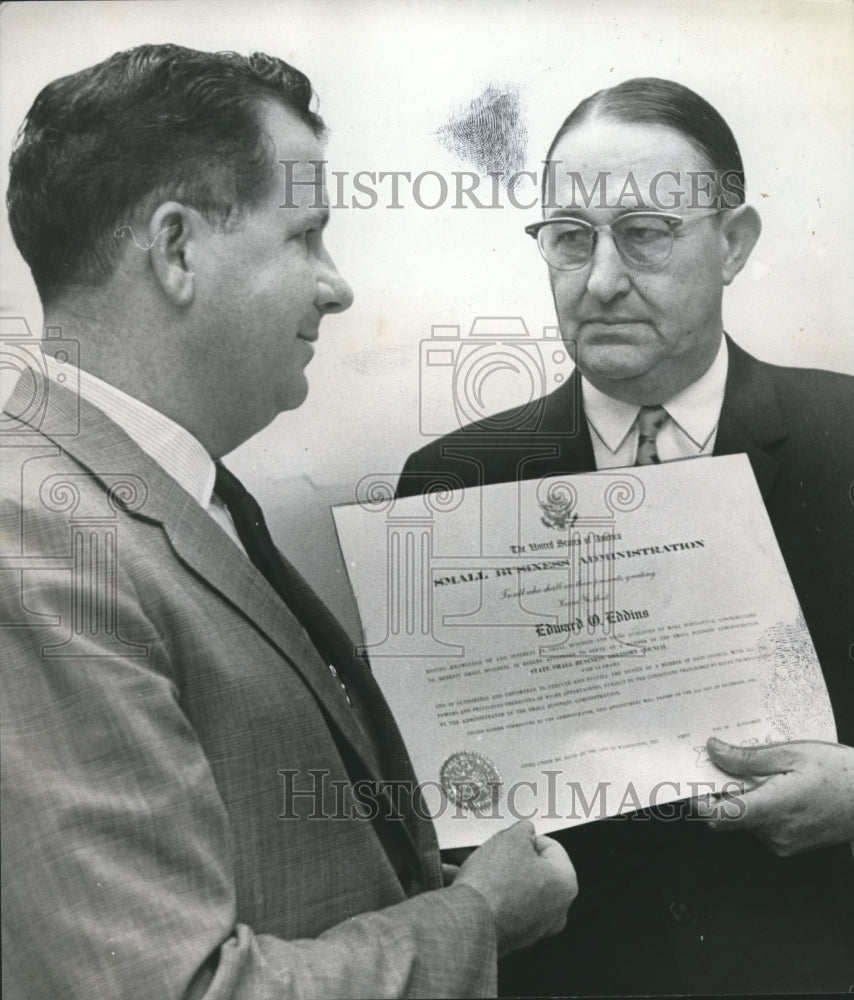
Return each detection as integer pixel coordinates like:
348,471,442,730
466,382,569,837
525,207,729,270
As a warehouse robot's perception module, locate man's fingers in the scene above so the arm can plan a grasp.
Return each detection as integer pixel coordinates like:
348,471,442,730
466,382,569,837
692,792,715,817
707,737,799,777
692,780,749,816
699,780,777,831
533,833,560,856
534,833,576,874
534,834,579,907
442,846,475,868
702,742,854,855
543,909,569,939
500,818,538,852
441,863,460,886
702,795,750,830
511,818,537,841
456,819,577,956
694,792,727,820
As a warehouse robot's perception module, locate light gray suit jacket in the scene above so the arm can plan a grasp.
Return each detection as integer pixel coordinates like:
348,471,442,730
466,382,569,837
0,376,496,999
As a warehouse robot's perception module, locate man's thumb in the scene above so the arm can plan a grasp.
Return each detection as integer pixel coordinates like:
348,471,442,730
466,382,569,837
707,737,797,777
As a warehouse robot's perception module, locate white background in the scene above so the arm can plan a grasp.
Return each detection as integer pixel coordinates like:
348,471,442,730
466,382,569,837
2,0,852,632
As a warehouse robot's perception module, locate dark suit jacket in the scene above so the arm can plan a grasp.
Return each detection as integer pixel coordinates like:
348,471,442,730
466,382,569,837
0,376,496,999
399,337,854,995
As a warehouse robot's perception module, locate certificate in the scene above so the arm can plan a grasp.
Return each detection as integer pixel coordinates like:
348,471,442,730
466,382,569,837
333,454,836,847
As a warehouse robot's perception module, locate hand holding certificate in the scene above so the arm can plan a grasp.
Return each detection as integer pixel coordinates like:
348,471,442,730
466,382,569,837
333,455,836,848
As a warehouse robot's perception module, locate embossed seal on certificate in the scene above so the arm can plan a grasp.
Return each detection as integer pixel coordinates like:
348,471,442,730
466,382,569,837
440,751,502,811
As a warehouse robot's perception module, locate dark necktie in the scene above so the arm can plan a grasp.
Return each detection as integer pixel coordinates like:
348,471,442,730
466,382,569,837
213,461,354,706
634,405,669,465
214,464,442,888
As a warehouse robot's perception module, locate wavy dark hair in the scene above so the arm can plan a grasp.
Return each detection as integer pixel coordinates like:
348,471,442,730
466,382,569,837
544,77,745,205
7,43,324,303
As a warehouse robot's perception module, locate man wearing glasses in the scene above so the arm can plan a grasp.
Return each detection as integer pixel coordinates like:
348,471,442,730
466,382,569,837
399,78,854,995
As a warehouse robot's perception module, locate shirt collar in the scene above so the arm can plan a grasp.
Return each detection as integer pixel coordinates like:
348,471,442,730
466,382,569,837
581,379,639,454
43,353,216,509
662,337,729,448
581,337,729,453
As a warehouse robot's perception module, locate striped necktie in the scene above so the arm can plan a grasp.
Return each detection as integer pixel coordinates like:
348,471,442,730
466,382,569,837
634,405,669,465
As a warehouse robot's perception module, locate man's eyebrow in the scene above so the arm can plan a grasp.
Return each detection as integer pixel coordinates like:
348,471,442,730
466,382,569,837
543,204,661,221
544,207,588,220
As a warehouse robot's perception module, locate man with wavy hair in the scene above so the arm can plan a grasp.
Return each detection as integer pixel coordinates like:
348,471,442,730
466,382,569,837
0,44,576,999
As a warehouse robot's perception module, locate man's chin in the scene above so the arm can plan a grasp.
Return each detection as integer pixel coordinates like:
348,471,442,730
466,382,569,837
576,344,652,382
277,376,310,414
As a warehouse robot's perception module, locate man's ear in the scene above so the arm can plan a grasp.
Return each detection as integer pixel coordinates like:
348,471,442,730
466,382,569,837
720,205,761,286
147,202,199,306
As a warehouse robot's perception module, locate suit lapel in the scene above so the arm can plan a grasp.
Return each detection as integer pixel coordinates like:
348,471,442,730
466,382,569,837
163,500,432,873
154,493,432,878
461,369,596,483
714,337,787,501
4,376,386,780
539,368,598,474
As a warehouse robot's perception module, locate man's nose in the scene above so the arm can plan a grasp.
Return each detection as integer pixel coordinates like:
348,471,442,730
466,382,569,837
316,252,354,314
584,230,631,302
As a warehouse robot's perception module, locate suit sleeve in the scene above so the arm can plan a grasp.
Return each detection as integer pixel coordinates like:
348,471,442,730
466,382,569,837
0,516,497,999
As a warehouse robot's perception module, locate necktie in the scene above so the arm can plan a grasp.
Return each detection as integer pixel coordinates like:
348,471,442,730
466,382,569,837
214,462,428,860
213,461,354,706
634,405,669,465
213,462,431,882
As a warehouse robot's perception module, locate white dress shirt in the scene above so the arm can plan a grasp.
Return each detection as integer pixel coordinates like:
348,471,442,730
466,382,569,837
582,337,729,469
44,353,242,547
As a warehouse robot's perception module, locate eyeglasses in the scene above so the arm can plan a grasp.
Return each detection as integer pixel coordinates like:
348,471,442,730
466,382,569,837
525,208,727,270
